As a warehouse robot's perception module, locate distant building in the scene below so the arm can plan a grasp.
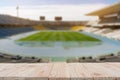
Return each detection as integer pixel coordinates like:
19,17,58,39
55,16,62,21
86,2,120,27
40,16,45,21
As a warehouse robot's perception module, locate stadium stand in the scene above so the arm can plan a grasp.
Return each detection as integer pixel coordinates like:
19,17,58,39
38,21,87,30
85,2,120,40
71,26,84,31
0,51,120,63
0,14,37,26
0,14,38,38
0,27,35,38
1,2,120,63
84,27,120,40
66,53,120,63
0,52,50,63
0,14,87,31
33,25,47,30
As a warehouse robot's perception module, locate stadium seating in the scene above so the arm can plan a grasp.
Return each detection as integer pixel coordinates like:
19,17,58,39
0,27,35,38
66,52,120,63
33,25,47,30
1,51,120,63
99,18,120,24
71,26,84,31
0,52,50,63
84,27,120,40
0,14,38,38
0,14,36,25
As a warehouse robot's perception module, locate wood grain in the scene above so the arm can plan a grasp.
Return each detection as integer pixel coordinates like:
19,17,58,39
0,63,119,80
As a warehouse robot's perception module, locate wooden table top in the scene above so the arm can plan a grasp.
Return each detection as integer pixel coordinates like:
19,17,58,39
0,63,120,80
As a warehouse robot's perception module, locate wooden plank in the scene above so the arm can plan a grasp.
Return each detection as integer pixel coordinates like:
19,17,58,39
68,63,93,80
100,63,120,80
0,64,27,80
0,64,24,77
24,63,53,80
68,63,118,80
84,63,116,80
0,63,119,80
0,63,53,80
49,62,70,80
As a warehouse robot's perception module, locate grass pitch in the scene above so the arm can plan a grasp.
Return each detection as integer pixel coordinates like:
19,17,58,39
18,31,100,42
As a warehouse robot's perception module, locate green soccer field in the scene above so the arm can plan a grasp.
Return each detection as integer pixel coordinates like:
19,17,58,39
18,31,100,42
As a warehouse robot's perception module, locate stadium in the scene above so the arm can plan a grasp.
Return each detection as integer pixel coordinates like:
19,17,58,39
1,1,120,79
0,2,120,63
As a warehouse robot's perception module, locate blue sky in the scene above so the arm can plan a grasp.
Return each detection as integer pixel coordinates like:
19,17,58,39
0,0,119,20
0,0,118,6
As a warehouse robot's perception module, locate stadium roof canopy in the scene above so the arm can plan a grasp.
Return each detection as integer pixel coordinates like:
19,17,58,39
86,2,120,16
